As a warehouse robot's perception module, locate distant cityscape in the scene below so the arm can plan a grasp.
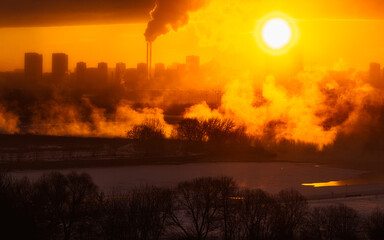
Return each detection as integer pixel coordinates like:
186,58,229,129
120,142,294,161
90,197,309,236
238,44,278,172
17,52,201,89
1,52,384,115
0,53,222,108
0,53,224,128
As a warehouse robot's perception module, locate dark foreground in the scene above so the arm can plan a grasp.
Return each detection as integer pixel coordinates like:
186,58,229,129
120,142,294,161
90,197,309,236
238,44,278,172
1,172,383,240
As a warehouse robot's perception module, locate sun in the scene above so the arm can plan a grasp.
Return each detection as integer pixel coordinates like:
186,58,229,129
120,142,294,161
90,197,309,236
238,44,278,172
255,12,299,55
262,18,292,50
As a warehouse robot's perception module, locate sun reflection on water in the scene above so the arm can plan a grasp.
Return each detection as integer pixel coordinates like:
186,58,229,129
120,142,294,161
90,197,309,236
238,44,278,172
302,181,341,187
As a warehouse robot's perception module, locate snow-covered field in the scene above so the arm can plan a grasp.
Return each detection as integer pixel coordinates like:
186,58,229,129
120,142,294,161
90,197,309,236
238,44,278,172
309,194,384,214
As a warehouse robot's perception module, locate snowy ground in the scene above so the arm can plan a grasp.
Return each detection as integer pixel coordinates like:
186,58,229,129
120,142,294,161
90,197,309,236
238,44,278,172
309,193,384,214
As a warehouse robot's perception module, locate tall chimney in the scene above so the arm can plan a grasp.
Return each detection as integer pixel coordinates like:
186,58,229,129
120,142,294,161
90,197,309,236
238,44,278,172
149,42,152,81
146,42,149,81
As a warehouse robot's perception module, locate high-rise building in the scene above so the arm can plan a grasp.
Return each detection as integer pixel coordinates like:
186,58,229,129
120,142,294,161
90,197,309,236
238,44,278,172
52,53,68,78
24,53,43,81
369,62,382,88
154,63,165,79
76,62,87,81
115,62,126,83
137,63,148,80
98,62,108,81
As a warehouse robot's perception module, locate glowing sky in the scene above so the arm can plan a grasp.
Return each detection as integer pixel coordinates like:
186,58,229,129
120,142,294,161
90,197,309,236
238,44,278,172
1,0,384,72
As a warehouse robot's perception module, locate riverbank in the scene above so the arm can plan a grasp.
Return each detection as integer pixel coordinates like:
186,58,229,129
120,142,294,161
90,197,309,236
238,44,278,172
0,133,276,171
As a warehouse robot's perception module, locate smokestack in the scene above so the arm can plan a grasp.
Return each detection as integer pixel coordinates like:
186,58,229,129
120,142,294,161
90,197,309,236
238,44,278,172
149,42,152,81
146,42,149,81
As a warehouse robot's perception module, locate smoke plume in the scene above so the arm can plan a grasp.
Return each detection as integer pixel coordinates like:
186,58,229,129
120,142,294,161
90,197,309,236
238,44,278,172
0,105,19,134
144,0,207,42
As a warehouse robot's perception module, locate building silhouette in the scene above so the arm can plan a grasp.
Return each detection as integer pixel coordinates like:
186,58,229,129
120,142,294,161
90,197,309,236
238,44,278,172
115,62,126,84
137,63,148,81
52,53,68,78
76,62,87,82
154,63,165,79
24,53,43,81
98,62,108,82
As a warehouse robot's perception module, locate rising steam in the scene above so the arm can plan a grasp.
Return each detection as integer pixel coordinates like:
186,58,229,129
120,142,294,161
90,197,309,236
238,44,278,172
0,106,19,134
28,99,173,138
184,69,377,150
144,0,207,42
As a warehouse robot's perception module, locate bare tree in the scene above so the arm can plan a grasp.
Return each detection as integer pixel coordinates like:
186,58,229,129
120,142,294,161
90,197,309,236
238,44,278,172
129,186,173,240
203,118,235,143
127,118,166,155
365,208,384,240
270,189,308,240
33,172,98,240
177,118,206,142
216,176,240,240
0,174,38,239
301,204,360,240
97,194,133,240
177,118,206,154
170,177,224,240
127,119,166,141
237,189,274,240
98,186,173,240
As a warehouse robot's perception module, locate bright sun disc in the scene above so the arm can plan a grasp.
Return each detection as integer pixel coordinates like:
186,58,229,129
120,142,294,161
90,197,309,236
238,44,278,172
262,18,292,50
254,12,298,55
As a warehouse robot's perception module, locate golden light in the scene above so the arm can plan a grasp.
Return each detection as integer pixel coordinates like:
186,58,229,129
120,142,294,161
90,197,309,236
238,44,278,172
255,12,299,55
262,18,292,49
302,181,341,187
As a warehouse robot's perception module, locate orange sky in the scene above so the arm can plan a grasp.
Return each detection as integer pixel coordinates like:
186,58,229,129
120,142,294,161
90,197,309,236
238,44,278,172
1,0,384,72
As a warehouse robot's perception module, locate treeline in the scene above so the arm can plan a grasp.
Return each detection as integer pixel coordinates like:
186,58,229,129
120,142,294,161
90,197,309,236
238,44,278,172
127,118,273,158
1,173,384,240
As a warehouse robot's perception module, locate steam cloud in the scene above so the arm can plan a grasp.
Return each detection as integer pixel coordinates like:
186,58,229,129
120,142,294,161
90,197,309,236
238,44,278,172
0,106,19,134
144,0,207,42
1,65,384,159
27,99,173,138
183,69,381,150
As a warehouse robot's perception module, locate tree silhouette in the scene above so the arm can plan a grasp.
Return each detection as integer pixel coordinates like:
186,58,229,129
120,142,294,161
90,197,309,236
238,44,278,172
366,208,384,240
127,118,166,155
237,189,274,240
302,204,360,240
97,186,173,240
170,177,224,240
33,172,98,240
270,189,308,240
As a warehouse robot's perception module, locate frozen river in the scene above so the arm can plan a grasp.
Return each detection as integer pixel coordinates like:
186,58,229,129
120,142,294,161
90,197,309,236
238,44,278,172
10,161,384,213
11,161,382,196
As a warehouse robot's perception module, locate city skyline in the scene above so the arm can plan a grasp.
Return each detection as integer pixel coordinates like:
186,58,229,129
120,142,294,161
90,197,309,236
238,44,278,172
16,52,202,77
3,1,384,72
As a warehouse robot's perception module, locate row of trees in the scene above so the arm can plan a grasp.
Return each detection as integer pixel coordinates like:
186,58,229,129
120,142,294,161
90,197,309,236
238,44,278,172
1,173,383,240
127,118,268,156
